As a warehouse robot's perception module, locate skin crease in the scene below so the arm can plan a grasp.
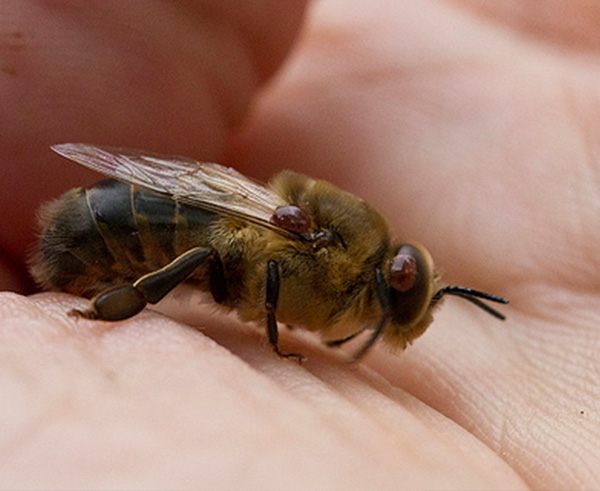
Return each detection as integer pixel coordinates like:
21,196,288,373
1,0,600,488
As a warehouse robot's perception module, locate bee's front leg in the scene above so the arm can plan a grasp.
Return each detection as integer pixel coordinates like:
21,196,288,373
70,247,221,321
351,267,391,361
265,260,306,363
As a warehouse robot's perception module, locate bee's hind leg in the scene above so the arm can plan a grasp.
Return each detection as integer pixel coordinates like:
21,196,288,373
70,247,220,321
265,260,306,363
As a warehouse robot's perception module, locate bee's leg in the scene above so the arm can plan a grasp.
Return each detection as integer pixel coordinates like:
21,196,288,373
70,247,218,321
351,267,391,362
208,251,227,304
325,328,365,348
265,260,306,363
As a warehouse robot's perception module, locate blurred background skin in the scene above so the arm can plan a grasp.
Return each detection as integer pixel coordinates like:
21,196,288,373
2,1,600,489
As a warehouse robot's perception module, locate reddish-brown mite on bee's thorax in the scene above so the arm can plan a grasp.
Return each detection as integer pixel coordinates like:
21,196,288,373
270,205,310,234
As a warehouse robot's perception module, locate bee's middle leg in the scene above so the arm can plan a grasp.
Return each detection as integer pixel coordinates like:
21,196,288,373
71,247,223,321
325,329,365,348
265,260,305,363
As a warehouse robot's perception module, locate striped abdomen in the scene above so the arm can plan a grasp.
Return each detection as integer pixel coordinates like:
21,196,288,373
30,179,217,296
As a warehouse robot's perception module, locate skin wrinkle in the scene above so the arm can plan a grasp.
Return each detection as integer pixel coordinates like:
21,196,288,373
500,326,593,446
449,0,600,53
496,408,546,487
430,362,506,440
495,357,596,484
352,396,500,480
267,352,521,485
310,363,425,431
213,332,386,445
559,81,600,273
197,350,447,485
171,306,522,485
8,304,352,438
530,421,593,488
367,304,595,487
430,384,520,480
332,367,495,470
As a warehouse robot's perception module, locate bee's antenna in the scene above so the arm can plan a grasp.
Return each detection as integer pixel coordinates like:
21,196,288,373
431,286,508,320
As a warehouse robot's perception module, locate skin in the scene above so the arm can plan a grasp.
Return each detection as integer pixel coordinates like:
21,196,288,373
1,0,599,488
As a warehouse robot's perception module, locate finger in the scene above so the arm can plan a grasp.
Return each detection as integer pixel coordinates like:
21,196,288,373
231,0,600,297
228,3,600,489
0,0,307,282
455,0,600,50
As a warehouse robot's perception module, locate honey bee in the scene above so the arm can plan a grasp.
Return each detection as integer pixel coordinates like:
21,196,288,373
30,144,508,361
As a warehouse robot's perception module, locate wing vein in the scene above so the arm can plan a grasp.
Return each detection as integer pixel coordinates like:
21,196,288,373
51,143,293,236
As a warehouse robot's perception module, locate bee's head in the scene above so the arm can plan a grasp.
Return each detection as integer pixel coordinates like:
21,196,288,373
384,243,508,348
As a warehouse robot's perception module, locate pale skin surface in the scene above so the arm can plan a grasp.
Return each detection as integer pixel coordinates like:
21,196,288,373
1,0,599,489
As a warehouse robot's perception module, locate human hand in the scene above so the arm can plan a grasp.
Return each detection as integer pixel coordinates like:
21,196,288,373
2,1,599,489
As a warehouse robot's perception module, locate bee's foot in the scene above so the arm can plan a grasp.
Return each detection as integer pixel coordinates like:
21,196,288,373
284,353,307,364
274,349,306,364
68,308,98,320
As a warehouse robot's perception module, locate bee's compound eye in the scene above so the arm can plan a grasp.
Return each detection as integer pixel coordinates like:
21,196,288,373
390,253,417,292
270,205,310,233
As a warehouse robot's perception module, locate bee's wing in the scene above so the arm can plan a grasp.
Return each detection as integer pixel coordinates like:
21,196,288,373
52,143,291,234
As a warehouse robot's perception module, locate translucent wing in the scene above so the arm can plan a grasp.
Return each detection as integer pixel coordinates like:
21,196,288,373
52,143,290,234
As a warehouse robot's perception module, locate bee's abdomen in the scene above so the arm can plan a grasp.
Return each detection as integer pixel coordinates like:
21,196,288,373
87,180,146,267
131,184,218,268
30,179,217,296
30,185,120,295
